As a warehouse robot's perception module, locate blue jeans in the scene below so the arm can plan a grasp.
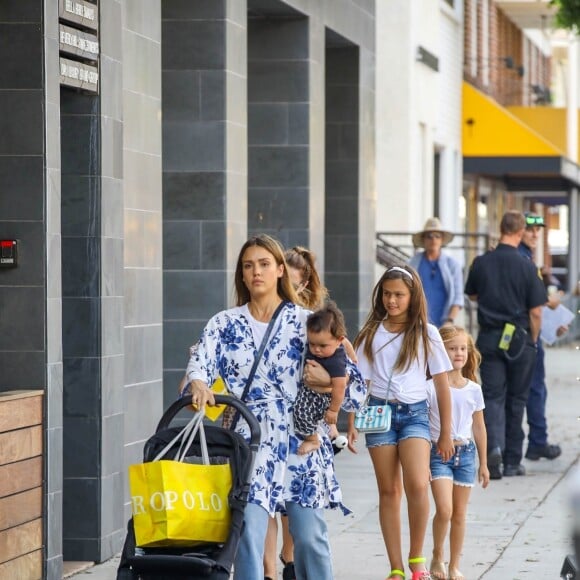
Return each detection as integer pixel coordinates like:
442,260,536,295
234,502,333,580
526,340,548,448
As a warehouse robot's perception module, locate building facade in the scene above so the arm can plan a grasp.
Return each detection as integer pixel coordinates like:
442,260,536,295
375,0,465,274
0,0,375,577
462,0,580,292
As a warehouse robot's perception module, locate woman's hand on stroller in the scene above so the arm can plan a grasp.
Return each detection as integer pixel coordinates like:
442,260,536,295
189,379,215,410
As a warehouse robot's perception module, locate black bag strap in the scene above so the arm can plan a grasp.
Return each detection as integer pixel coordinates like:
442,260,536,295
229,300,288,430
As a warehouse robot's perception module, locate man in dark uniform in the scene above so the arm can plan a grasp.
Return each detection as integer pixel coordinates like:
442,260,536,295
465,210,546,480
518,213,562,461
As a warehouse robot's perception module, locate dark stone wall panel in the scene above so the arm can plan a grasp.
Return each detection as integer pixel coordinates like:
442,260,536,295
63,418,100,478
288,103,308,145
325,234,359,271
0,23,42,89
163,271,226,320
200,71,225,121
325,160,358,196
325,43,360,332
248,61,308,102
0,287,44,350
0,1,42,21
63,539,100,563
0,157,43,220
163,320,206,370
248,147,308,188
61,176,99,237
326,84,359,123
248,187,308,229
0,351,45,389
63,357,100,417
61,115,100,176
248,19,308,60
200,221,227,269
163,172,226,220
163,220,202,270
162,121,225,171
162,71,201,122
62,478,99,539
163,0,226,20
248,104,289,145
0,90,43,155
162,21,225,70
62,237,101,298
61,297,101,358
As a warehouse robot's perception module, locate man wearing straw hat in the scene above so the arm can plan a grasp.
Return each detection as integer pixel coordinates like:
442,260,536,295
408,217,464,327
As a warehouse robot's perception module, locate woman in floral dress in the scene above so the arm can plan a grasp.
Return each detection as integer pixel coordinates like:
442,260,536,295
183,234,365,580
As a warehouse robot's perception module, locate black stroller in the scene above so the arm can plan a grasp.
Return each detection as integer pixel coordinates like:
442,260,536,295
117,395,261,580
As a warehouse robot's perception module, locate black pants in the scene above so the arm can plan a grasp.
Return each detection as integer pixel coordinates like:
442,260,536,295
476,329,537,465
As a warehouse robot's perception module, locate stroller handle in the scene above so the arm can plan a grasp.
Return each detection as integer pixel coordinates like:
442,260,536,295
156,394,261,447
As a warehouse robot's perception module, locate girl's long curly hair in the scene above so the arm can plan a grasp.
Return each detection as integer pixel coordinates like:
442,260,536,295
353,265,430,372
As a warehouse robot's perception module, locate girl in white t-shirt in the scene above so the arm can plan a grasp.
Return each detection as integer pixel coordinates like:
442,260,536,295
427,326,490,580
350,266,454,580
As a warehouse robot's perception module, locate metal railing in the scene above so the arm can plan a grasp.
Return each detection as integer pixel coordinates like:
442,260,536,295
375,231,492,270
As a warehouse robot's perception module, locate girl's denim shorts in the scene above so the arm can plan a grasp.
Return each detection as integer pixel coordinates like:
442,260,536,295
430,440,476,487
364,396,431,448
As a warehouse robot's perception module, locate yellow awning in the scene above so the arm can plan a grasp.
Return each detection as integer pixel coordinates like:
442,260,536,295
462,82,562,157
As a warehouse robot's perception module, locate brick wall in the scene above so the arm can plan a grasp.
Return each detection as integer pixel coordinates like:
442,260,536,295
463,0,551,106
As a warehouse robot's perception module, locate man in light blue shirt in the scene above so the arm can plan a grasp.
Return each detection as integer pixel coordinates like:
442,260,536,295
408,217,464,327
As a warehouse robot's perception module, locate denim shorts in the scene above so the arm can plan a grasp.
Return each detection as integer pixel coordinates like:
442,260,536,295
364,396,430,448
430,440,476,487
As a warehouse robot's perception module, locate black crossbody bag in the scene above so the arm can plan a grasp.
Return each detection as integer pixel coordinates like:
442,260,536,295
228,300,288,431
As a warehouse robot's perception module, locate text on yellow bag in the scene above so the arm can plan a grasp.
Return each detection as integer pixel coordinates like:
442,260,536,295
128,412,232,547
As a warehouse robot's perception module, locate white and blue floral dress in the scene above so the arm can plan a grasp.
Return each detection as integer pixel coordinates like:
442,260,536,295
185,302,366,516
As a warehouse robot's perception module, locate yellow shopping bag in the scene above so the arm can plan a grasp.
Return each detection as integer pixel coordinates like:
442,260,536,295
129,414,233,547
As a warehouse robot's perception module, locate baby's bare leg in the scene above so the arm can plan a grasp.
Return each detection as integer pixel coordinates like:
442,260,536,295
297,434,321,455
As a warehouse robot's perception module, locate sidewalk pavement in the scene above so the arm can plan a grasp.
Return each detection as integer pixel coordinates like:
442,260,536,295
72,344,580,580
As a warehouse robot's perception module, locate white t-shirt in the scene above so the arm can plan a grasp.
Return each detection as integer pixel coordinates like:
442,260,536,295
356,324,452,404
427,378,485,443
241,304,268,347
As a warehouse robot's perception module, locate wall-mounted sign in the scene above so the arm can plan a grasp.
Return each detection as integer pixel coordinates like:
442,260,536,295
60,57,99,92
59,0,98,31
59,24,99,60
59,0,99,94
416,46,439,72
